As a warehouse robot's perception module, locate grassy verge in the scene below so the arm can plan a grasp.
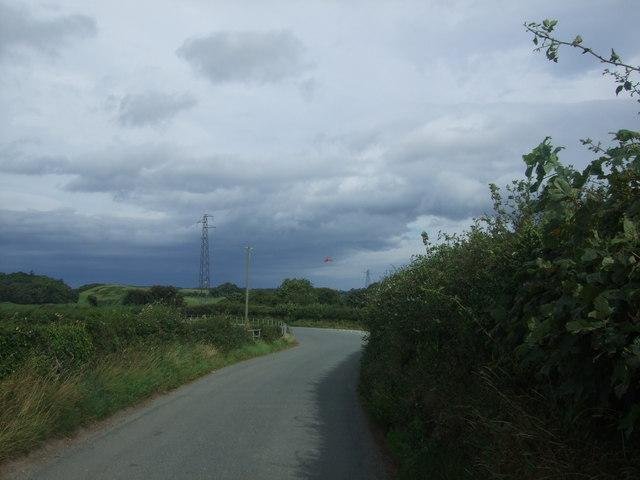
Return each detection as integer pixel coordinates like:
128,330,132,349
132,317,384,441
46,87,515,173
0,336,295,463
289,319,365,330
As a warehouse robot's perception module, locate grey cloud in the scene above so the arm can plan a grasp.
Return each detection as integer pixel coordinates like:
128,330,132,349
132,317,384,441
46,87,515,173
117,92,197,127
0,152,69,176
176,30,308,84
0,1,96,58
1,99,634,289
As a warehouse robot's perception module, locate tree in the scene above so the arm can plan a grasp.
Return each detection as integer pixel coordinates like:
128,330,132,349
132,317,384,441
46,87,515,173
209,282,243,297
122,285,185,307
122,289,152,305
278,278,317,305
0,272,78,304
148,285,185,307
315,287,341,305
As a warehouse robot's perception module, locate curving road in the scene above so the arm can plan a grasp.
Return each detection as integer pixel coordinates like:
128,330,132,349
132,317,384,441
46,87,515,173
5,328,389,480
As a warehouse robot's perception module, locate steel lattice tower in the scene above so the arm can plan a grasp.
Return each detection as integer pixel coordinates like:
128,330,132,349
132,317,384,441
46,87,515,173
197,214,214,291
364,269,371,288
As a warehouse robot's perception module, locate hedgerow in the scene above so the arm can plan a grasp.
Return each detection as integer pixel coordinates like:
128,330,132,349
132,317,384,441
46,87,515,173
360,20,640,479
183,301,365,323
0,304,254,378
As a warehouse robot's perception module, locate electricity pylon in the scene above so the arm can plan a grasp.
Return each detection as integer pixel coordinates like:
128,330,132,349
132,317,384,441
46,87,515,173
364,269,371,288
197,214,214,291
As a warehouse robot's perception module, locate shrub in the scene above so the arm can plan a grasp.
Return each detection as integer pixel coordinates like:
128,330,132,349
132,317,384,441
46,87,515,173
0,272,78,304
360,30,640,476
209,282,243,297
148,285,185,307
122,289,152,305
0,304,259,379
278,278,317,305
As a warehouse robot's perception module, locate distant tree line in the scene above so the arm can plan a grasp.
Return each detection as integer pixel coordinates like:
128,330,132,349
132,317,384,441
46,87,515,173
0,270,371,311
207,278,377,307
0,272,78,304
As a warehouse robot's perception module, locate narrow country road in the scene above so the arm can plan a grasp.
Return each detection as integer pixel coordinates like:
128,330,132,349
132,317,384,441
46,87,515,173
5,328,389,480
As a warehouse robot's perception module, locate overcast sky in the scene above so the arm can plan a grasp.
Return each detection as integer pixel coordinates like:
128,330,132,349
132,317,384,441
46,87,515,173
0,0,638,289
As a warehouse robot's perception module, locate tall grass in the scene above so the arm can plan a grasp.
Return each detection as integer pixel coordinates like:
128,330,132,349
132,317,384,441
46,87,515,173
0,337,294,463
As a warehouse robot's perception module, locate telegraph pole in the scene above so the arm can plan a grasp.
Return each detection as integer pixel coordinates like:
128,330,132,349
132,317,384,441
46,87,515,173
244,246,253,324
197,214,214,292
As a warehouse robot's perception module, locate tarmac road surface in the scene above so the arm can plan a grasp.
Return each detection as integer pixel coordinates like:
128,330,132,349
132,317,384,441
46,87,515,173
5,327,389,480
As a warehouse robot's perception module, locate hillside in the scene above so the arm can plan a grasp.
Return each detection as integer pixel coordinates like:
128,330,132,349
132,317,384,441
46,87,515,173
77,284,224,306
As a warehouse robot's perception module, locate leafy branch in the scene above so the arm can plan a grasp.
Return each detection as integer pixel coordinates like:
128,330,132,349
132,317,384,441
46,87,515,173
524,19,640,105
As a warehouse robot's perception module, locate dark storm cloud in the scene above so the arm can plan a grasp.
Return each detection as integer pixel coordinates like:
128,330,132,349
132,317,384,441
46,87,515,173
1,98,636,289
0,1,96,58
117,92,197,127
176,30,309,84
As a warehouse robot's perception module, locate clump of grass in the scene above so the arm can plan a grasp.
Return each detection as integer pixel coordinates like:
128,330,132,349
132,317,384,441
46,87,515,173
0,337,295,463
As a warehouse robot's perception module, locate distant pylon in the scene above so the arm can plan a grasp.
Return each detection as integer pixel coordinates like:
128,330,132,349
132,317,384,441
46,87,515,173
197,214,214,291
364,269,371,288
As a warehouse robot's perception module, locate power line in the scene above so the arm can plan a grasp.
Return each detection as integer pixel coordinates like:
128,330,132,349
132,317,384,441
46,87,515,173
197,213,214,291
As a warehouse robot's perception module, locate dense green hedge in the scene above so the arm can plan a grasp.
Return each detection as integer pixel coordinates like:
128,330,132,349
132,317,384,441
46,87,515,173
361,131,640,479
184,301,365,323
0,304,253,379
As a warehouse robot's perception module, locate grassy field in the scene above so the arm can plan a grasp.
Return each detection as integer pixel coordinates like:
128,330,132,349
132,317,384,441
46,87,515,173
77,284,224,307
0,336,295,463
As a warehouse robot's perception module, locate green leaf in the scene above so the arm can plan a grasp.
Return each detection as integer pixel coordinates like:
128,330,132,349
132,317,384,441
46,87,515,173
594,295,613,317
581,249,598,262
623,218,637,240
525,165,534,178
616,85,624,95
601,256,615,269
610,48,621,62
533,36,538,46
566,319,604,333
571,35,583,46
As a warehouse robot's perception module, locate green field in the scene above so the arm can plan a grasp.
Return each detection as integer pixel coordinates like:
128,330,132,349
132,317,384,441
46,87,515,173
77,284,224,306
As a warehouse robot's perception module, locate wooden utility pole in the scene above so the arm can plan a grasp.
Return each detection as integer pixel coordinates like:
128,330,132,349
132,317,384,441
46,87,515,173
244,246,253,324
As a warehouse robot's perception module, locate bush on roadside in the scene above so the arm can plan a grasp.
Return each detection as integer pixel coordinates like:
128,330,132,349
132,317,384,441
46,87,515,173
0,304,260,379
360,23,640,476
361,133,640,477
